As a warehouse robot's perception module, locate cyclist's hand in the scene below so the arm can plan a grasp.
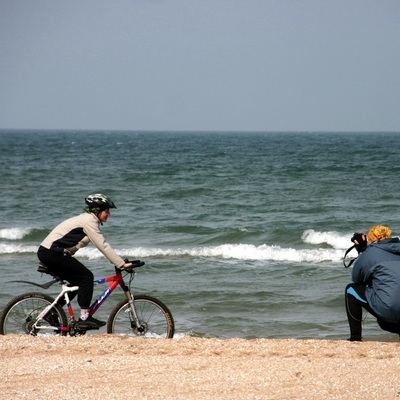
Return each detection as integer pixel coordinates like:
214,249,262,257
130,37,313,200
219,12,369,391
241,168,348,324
121,262,133,272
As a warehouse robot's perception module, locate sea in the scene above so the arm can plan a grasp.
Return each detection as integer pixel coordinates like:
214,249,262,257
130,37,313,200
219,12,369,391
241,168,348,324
1,129,400,341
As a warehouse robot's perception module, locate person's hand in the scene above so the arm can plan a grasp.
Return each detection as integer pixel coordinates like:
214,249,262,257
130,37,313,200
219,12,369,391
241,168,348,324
351,232,368,253
121,262,133,272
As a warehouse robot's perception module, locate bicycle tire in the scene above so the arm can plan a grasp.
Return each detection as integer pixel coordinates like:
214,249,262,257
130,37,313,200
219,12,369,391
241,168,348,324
0,292,68,336
107,295,175,338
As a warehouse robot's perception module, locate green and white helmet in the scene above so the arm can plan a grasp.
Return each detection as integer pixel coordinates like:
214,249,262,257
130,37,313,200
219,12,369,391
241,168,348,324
85,194,116,210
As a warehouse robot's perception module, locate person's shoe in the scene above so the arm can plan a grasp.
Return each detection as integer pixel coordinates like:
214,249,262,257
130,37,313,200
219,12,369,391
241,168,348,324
347,337,362,342
89,316,106,327
76,316,106,330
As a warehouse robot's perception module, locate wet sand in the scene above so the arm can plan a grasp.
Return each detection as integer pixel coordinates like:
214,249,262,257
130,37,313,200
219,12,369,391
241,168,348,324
2,335,400,399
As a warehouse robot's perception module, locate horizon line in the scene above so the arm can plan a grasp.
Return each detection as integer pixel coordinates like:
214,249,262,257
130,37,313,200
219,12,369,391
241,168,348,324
1,128,399,134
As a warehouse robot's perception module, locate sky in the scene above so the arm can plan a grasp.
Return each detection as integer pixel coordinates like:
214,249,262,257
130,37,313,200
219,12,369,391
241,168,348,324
1,1,399,132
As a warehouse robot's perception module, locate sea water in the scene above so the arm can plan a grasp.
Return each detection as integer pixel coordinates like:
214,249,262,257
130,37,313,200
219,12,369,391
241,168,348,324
1,130,399,341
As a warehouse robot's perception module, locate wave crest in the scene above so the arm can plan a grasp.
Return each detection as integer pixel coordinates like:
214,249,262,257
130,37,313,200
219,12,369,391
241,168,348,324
0,228,354,263
0,228,33,240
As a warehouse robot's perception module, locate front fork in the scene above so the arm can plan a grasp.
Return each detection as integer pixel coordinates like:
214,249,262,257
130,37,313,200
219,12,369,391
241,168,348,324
125,291,145,334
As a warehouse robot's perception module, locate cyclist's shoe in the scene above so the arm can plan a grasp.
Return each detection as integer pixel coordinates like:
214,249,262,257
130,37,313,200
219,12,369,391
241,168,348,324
76,316,106,330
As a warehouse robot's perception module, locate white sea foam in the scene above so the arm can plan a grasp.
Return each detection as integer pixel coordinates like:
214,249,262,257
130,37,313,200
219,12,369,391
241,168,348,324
120,243,345,263
301,229,352,249
0,243,38,254
0,229,354,263
0,227,32,240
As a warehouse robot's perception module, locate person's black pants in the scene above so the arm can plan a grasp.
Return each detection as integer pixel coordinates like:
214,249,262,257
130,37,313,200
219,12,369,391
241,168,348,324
345,283,400,340
37,246,94,309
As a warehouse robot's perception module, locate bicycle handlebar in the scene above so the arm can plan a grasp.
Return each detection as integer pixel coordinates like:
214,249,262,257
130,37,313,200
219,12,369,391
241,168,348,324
122,259,145,270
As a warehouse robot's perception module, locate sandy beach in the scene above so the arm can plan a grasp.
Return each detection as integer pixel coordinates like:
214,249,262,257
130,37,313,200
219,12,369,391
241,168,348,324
2,335,400,400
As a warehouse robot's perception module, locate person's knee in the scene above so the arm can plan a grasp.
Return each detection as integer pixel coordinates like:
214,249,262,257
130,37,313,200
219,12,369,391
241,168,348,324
344,283,355,298
84,270,94,280
345,283,354,295
377,319,400,334
80,268,94,284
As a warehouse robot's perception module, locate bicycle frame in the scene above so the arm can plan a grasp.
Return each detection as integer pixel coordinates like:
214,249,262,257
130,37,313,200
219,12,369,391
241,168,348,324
91,270,127,314
34,269,140,333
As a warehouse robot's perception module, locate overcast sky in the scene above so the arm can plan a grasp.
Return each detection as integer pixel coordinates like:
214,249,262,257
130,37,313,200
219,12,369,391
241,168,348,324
1,1,399,132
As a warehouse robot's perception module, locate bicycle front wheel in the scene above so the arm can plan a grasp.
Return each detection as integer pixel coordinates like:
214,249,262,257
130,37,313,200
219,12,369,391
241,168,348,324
107,295,174,338
0,292,68,336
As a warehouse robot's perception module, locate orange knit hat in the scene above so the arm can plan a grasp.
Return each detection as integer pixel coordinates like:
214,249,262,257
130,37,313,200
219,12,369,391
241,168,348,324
367,225,392,243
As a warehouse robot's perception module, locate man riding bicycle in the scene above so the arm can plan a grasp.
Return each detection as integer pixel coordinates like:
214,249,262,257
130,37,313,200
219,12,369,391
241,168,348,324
37,194,132,329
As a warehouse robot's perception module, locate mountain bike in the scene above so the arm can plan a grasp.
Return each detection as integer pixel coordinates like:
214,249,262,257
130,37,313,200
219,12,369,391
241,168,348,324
0,260,174,338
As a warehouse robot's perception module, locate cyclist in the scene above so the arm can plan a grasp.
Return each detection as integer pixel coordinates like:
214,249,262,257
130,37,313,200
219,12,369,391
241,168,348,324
37,194,132,329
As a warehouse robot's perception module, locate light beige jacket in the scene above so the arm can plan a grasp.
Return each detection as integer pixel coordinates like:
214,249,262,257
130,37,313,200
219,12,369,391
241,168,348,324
40,213,125,267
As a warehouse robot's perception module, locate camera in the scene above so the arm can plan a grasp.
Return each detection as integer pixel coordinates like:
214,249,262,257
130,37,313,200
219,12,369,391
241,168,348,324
351,232,367,254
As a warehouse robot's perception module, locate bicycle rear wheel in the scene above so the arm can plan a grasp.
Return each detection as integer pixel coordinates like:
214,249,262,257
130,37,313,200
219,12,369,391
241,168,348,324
0,292,68,336
107,295,174,338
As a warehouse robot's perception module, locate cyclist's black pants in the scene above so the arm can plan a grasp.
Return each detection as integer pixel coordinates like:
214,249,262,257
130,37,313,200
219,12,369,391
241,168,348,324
345,283,400,340
37,246,94,309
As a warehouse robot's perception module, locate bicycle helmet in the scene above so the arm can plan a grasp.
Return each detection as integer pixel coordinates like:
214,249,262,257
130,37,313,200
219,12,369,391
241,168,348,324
85,194,116,210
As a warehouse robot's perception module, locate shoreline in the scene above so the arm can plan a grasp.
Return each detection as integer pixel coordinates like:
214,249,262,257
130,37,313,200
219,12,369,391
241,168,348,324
3,335,400,399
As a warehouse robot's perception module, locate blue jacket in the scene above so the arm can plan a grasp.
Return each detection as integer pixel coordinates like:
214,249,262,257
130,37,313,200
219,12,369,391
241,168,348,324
352,237,400,323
